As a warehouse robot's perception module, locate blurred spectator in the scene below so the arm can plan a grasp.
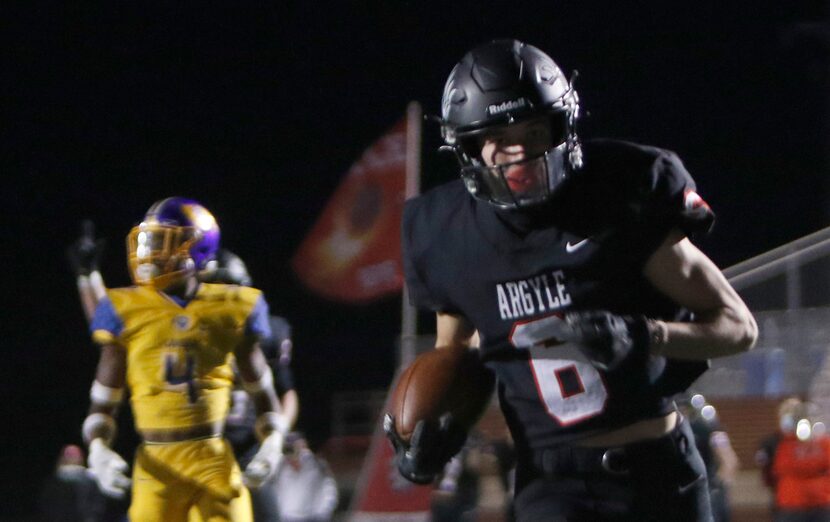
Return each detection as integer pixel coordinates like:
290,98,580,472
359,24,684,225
768,400,830,522
431,434,515,522
680,394,740,522
431,447,478,522
757,397,803,495
274,432,339,522
38,445,107,522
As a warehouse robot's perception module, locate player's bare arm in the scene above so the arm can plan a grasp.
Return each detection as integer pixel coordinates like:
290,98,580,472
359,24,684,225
644,229,758,359
234,335,282,422
84,343,126,440
68,220,107,322
82,342,130,499
235,334,287,489
279,389,299,429
76,275,103,322
435,312,477,348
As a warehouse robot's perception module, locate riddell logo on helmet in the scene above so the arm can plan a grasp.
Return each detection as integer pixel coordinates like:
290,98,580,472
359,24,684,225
487,98,529,116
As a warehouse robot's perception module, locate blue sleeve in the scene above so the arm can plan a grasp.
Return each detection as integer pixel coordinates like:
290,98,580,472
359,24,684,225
245,295,272,339
90,297,124,342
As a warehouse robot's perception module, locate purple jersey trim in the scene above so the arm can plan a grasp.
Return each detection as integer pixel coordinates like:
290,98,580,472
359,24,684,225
245,295,272,339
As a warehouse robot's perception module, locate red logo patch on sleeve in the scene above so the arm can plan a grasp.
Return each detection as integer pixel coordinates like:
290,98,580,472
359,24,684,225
683,188,710,212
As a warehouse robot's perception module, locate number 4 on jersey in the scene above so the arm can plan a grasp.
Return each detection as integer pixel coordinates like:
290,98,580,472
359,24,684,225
164,352,199,404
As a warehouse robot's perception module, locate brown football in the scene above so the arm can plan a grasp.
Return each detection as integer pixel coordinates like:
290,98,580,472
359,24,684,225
389,344,495,442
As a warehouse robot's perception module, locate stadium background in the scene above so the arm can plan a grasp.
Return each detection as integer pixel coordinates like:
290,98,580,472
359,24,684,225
4,1,830,519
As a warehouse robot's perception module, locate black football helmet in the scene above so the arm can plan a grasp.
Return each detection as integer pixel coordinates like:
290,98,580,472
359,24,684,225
440,39,582,209
200,248,253,286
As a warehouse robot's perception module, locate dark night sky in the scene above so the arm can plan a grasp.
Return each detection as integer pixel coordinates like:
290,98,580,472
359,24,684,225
4,1,829,516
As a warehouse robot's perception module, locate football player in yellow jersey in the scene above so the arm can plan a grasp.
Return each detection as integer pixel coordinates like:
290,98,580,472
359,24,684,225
80,197,288,522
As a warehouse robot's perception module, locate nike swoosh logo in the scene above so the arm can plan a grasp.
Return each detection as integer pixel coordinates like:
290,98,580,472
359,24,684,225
565,238,590,253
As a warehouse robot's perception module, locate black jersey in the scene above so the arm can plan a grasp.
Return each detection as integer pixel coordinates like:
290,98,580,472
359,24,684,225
403,139,715,450
261,315,295,393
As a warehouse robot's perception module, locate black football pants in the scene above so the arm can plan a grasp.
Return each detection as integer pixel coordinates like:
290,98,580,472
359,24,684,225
514,418,713,522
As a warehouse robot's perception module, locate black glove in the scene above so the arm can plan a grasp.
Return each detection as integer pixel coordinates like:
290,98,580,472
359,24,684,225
66,220,105,276
383,413,468,485
563,311,650,371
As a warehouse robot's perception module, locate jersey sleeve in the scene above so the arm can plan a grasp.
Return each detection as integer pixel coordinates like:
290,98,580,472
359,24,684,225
244,294,272,339
401,197,461,314
645,150,715,237
619,149,716,268
269,316,292,343
274,362,295,393
261,315,293,360
89,297,124,345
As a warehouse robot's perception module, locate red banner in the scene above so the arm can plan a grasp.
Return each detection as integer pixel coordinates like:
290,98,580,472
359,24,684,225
348,386,432,521
291,118,409,302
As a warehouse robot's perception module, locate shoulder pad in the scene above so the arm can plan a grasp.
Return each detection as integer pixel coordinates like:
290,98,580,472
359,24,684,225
198,283,262,305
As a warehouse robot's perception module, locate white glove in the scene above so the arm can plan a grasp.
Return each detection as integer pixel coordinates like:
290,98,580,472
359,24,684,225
254,411,290,441
88,438,131,498
243,431,284,489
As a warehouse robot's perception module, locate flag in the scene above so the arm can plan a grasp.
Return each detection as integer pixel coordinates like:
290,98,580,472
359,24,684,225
291,115,413,302
348,383,433,522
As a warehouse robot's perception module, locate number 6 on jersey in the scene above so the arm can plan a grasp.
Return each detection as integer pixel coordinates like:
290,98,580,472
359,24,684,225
511,314,608,425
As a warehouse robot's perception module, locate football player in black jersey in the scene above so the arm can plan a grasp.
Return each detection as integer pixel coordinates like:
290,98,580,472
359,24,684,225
387,39,757,521
204,250,300,522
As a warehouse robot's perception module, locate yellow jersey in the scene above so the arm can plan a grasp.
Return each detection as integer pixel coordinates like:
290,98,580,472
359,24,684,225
90,283,271,434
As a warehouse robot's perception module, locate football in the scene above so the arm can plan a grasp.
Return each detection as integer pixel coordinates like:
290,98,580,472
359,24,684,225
389,344,495,442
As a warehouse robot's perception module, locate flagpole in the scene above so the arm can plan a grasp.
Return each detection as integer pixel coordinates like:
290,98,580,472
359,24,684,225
349,105,429,521
400,101,422,368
